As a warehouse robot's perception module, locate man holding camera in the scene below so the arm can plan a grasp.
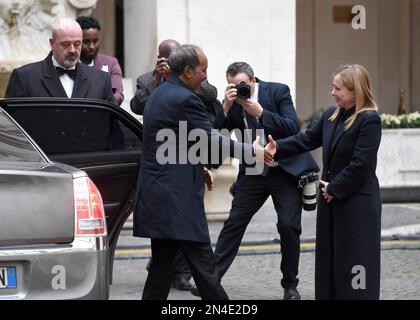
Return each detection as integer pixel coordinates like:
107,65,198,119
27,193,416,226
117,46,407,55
201,62,319,300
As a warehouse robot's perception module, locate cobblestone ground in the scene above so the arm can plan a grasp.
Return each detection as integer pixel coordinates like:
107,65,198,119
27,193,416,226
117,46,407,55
110,249,420,300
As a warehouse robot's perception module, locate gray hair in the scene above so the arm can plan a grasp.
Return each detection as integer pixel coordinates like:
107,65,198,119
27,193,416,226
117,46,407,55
226,62,254,80
168,44,202,76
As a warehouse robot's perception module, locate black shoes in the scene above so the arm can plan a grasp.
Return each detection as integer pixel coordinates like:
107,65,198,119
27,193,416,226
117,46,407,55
171,275,192,291
190,285,200,297
191,284,301,300
283,287,301,300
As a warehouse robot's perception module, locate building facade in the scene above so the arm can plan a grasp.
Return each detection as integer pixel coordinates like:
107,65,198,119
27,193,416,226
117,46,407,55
1,0,419,120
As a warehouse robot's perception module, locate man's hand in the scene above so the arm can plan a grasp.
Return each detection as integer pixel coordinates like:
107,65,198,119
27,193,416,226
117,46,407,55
264,135,276,164
223,84,237,114
153,57,170,86
240,99,263,118
253,136,274,164
319,180,334,203
203,167,214,191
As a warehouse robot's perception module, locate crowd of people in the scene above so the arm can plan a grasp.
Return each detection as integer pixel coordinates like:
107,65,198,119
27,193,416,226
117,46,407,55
5,17,382,301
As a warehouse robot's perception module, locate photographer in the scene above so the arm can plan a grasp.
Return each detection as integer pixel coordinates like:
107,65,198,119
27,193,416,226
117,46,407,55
130,39,180,115
192,62,319,300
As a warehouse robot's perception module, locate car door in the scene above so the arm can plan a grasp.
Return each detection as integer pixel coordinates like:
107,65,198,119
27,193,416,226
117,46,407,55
0,98,142,278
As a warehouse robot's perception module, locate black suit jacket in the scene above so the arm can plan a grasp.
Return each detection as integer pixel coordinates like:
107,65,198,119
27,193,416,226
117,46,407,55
130,70,221,118
133,75,253,243
5,52,115,104
214,78,319,178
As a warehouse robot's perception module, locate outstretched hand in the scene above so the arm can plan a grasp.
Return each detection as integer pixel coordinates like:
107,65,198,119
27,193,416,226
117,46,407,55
265,135,277,161
253,136,275,164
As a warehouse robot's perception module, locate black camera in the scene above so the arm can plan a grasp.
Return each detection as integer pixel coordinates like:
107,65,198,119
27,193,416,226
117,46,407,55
235,81,251,99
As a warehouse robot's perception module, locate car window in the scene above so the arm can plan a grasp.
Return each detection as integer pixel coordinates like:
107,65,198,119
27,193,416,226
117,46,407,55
5,105,142,155
0,110,45,162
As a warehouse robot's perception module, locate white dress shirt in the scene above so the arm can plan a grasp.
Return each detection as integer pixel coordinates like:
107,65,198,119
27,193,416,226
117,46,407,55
51,56,76,98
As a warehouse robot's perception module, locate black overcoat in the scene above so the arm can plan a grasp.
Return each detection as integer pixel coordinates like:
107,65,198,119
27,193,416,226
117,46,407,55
133,75,252,243
5,52,115,104
275,106,382,299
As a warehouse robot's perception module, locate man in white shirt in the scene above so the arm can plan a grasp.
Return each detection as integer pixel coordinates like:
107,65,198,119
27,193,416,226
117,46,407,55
5,18,114,104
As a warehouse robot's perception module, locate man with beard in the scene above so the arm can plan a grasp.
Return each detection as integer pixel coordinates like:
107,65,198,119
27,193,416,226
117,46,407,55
5,18,114,104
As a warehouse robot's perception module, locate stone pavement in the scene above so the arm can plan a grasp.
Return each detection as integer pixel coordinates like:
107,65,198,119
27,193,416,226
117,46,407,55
110,202,420,300
110,249,420,300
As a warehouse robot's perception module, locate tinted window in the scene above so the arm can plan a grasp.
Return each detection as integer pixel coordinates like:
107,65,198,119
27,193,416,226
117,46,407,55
6,106,142,155
0,110,44,162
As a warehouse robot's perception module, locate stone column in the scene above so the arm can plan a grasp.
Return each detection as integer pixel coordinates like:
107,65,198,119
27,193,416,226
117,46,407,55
123,0,158,85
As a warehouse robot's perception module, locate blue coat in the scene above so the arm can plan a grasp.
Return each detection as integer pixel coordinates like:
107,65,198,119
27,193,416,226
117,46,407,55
133,75,252,243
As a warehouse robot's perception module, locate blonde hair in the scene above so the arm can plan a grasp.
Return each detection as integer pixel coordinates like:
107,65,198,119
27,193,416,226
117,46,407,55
329,64,378,130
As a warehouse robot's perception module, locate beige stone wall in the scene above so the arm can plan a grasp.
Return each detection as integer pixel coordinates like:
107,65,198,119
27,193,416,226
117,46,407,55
411,0,420,112
123,0,296,103
296,0,415,121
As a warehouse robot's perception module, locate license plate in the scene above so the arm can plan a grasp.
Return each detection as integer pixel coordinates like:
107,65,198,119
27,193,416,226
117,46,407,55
0,267,17,289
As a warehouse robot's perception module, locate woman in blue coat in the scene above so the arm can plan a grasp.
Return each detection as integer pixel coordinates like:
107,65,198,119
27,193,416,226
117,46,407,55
266,65,382,299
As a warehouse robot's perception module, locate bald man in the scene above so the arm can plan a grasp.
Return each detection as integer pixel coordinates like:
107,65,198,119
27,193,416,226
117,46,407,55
130,39,181,115
130,39,220,119
5,18,114,103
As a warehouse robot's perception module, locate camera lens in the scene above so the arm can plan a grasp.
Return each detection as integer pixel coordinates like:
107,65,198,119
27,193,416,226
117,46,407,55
236,81,251,99
302,181,317,211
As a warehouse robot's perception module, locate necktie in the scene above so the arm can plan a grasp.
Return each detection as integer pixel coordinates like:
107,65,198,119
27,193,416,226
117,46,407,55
55,67,77,80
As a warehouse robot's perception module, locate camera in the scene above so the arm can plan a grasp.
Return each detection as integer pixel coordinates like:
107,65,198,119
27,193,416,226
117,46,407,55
298,172,319,211
235,81,251,99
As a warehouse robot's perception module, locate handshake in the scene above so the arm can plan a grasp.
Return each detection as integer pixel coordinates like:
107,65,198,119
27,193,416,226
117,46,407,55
252,135,277,164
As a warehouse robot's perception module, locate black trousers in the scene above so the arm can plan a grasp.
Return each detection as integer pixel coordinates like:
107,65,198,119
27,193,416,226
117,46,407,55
142,238,228,300
147,250,191,280
171,251,191,279
215,167,302,289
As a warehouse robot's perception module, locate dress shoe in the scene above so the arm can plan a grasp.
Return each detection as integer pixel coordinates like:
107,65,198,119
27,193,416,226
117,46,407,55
283,287,301,300
171,276,192,291
190,285,200,297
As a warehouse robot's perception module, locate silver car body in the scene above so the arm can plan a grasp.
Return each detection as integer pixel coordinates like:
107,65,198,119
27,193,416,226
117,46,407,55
0,99,142,299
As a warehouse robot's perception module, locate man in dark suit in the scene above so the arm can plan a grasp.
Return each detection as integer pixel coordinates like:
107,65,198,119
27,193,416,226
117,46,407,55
130,39,223,291
76,16,124,106
130,39,180,115
5,18,114,104
209,62,319,300
134,45,256,300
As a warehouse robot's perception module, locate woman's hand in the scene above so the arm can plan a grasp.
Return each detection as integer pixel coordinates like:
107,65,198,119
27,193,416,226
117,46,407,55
319,180,334,203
